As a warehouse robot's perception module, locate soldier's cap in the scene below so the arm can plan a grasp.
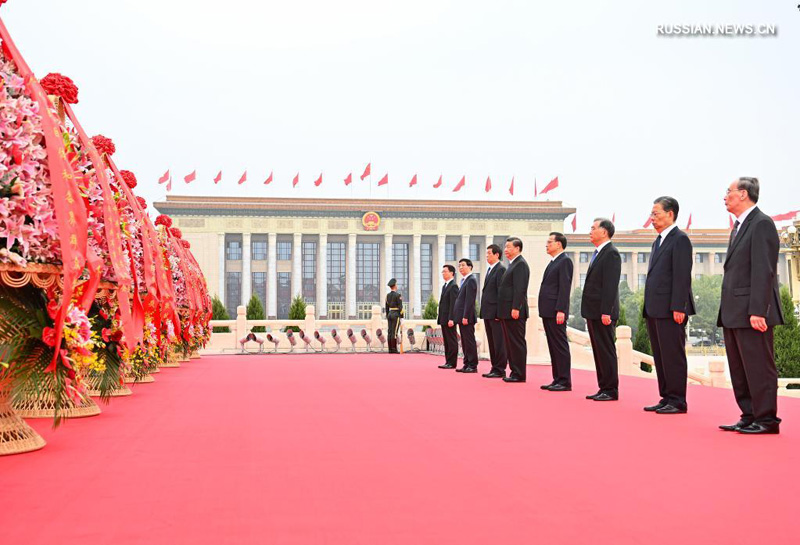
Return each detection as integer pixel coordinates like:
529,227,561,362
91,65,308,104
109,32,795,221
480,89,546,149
387,278,397,287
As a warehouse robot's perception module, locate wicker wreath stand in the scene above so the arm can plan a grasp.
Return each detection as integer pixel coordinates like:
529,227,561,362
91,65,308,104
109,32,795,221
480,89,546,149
86,374,132,398
0,381,46,456
159,348,180,368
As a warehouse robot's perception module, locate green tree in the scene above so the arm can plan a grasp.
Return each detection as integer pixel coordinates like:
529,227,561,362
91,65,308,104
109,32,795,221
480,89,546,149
211,294,230,333
633,313,652,355
246,295,266,333
775,285,800,378
690,275,723,344
284,295,306,333
422,295,438,331
618,305,627,327
568,286,585,331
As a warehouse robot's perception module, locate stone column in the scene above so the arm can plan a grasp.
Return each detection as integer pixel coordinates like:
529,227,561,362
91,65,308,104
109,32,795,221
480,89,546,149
413,234,422,318
437,234,446,296
292,233,303,299
317,234,328,318
572,251,580,289
242,232,252,306
384,233,393,300
347,233,357,319
631,251,639,291
267,233,277,319
218,232,226,302
461,234,470,261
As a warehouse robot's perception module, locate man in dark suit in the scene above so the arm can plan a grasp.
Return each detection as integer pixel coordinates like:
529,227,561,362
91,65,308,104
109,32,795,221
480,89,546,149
643,197,695,414
718,177,784,434
539,232,574,391
498,237,531,383
480,244,508,378
581,218,622,401
453,258,479,372
437,264,460,369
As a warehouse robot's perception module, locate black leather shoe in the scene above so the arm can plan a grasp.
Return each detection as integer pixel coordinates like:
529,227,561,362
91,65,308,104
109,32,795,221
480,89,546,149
737,422,780,435
644,402,667,412
719,420,753,432
503,376,526,383
547,384,571,392
459,367,478,373
656,404,687,414
482,371,504,378
438,364,456,369
540,382,556,390
593,392,618,401
586,392,601,400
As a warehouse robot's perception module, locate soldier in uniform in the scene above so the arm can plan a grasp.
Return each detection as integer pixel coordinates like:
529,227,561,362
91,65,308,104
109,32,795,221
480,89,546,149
385,278,403,354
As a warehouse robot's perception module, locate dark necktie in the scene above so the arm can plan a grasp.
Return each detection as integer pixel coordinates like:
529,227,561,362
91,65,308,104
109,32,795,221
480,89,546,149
654,234,662,253
589,249,599,265
729,220,740,248
441,282,447,298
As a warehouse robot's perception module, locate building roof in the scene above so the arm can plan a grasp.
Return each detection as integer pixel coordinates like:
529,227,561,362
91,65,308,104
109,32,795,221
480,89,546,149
153,195,576,221
567,228,735,248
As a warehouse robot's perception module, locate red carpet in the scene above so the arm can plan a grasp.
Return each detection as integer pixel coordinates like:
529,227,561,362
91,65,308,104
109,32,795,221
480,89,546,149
1,353,799,545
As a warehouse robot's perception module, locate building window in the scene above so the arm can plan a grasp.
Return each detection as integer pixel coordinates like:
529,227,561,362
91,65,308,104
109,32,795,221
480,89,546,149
695,253,704,263
225,272,241,317
638,274,647,287
620,253,628,263
226,238,242,261
302,241,316,304
445,243,456,261
357,242,380,305
277,241,292,261
392,243,409,299
715,253,725,263
620,274,628,287
637,253,648,263
580,252,590,263
421,243,433,304
252,240,267,261
469,243,480,262
277,272,291,319
327,242,346,303
579,273,587,288
252,272,266,308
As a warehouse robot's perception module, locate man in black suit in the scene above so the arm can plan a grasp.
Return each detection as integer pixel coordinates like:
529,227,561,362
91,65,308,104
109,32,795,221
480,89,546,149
643,197,695,414
581,218,622,401
718,177,784,434
437,264,460,369
453,258,479,372
498,237,531,383
480,244,508,378
539,232,574,391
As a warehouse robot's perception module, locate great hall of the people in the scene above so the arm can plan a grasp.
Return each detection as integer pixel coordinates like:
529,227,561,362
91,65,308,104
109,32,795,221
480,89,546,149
153,196,793,319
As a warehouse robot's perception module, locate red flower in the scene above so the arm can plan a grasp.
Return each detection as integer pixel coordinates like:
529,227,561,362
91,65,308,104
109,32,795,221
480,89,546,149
101,328,111,343
91,135,116,156
155,215,172,228
46,299,59,320
42,327,57,347
136,196,147,209
169,227,182,239
40,73,80,104
180,239,191,249
120,170,137,189
99,308,109,320
67,368,76,381
10,144,22,165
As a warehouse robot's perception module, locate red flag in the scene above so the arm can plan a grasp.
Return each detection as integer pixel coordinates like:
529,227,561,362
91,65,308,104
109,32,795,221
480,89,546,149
571,214,577,233
643,216,653,228
612,212,616,224
729,215,734,229
166,177,172,192
238,171,247,185
540,176,559,194
770,210,800,221
409,174,417,187
452,176,466,192
685,213,693,230
534,178,537,197
293,173,299,187
433,175,443,188
213,171,222,184
377,173,388,186
509,177,514,195
184,170,196,184
264,171,273,185
158,170,171,184
484,176,492,193
344,173,352,186
360,163,371,181
314,173,323,187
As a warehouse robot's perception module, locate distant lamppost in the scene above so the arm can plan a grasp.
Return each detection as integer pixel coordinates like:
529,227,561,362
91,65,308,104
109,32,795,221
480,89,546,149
780,219,800,304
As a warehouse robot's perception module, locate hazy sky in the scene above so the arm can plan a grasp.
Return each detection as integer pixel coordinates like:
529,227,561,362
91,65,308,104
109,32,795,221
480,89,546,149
3,1,799,231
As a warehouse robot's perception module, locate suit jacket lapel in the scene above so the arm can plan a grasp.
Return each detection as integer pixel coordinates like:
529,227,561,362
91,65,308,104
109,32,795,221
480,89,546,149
725,208,758,266
648,228,678,272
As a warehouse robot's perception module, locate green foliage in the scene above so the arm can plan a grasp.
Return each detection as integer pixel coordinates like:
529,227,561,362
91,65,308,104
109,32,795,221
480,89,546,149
567,286,585,331
633,312,652,355
620,286,643,340
211,294,230,333
775,285,800,378
422,295,438,331
618,305,627,327
283,295,306,333
246,295,266,333
690,275,723,344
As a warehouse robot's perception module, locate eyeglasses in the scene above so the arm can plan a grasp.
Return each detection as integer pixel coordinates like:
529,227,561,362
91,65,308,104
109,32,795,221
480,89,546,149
725,188,745,196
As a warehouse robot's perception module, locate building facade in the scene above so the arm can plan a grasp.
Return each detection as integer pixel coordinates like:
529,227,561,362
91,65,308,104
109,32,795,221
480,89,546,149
154,196,576,319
